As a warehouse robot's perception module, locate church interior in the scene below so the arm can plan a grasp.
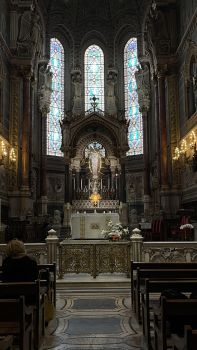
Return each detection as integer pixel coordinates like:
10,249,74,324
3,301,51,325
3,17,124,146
0,0,196,242
0,0,197,349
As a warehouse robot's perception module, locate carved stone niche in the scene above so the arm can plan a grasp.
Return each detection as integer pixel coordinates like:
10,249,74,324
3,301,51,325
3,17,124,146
60,110,130,164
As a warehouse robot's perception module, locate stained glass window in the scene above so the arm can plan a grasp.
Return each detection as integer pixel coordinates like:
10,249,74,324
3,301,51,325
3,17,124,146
47,38,64,156
124,38,143,155
84,45,104,111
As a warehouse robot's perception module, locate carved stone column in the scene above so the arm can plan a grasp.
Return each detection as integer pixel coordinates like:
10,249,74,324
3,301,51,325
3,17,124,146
157,69,168,190
37,64,53,216
38,111,48,215
119,159,128,225
157,68,170,212
21,71,31,191
142,110,151,216
135,66,151,217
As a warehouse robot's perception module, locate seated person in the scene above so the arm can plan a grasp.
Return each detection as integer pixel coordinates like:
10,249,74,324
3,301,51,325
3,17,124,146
2,239,38,282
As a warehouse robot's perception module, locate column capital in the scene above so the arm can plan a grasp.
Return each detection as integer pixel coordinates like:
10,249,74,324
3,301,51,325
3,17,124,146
156,65,168,79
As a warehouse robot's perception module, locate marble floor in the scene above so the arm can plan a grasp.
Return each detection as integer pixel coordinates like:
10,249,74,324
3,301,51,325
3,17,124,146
41,274,143,350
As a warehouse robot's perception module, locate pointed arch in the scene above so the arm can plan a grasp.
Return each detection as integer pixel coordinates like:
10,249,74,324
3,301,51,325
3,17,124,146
84,45,104,111
124,37,143,155
47,38,64,156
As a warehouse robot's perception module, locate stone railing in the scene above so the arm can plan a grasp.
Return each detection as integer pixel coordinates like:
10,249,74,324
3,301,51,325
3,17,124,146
1,229,197,278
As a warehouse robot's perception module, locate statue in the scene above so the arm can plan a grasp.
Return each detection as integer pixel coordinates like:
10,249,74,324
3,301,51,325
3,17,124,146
135,66,150,113
106,69,117,116
17,3,43,58
71,69,83,115
38,65,53,116
53,210,61,225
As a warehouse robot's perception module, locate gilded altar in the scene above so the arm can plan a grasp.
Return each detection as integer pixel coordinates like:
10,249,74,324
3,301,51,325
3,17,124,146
59,239,131,278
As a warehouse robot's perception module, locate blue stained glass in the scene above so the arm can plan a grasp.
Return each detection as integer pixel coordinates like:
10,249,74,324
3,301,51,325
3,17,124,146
47,38,64,156
124,38,143,155
84,45,104,111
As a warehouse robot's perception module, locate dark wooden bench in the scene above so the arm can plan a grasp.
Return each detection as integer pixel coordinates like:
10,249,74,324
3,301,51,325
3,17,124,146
0,262,56,306
153,297,197,350
0,296,33,350
172,325,197,350
0,335,14,350
131,261,197,308
134,268,197,323
38,262,56,306
0,280,45,349
141,279,197,350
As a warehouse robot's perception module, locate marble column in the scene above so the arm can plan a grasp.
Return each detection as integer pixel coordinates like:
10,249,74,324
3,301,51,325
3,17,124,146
38,111,48,216
119,160,128,225
142,110,151,216
158,69,168,190
21,72,31,191
119,161,126,203
64,163,70,203
157,69,170,212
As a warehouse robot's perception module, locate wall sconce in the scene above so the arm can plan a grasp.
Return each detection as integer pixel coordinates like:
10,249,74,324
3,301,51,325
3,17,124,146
173,147,180,161
0,136,17,167
0,139,8,165
9,147,17,163
189,131,196,149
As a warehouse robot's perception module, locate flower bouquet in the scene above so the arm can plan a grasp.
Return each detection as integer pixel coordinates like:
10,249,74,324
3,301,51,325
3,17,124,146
101,220,129,241
180,223,194,240
180,224,194,230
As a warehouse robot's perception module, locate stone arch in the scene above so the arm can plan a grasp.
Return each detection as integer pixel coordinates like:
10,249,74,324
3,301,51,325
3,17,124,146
114,25,139,111
184,41,197,118
74,133,116,160
184,41,197,81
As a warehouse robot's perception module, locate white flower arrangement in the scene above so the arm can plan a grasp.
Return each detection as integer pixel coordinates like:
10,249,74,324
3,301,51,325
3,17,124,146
180,224,194,230
101,220,129,240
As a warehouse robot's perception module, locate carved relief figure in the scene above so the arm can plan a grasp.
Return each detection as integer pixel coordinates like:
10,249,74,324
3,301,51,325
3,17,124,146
135,66,150,112
53,210,61,225
106,69,117,115
17,4,42,58
39,65,53,115
71,69,83,115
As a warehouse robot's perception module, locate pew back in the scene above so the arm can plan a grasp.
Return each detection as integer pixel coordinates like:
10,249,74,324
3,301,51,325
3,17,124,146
0,280,45,349
154,297,197,350
0,296,33,350
141,279,197,349
135,268,197,323
131,261,197,306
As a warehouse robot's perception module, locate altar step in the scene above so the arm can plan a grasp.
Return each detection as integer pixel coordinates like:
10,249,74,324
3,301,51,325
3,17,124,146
57,273,130,292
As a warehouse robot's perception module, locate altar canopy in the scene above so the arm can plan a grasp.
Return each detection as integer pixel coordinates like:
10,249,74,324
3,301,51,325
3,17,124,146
71,212,120,239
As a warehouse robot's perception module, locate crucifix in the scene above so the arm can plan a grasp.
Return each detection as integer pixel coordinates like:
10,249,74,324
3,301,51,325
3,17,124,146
90,95,99,112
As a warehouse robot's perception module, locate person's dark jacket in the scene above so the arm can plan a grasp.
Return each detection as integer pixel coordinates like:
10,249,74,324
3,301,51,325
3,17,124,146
2,255,39,282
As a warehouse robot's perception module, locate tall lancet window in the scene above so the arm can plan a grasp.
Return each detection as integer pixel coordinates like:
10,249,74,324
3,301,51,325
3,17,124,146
124,38,143,155
47,38,64,156
84,45,104,111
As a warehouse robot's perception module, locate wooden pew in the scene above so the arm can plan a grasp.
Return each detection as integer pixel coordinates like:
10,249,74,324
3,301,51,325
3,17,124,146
38,262,56,306
0,296,33,350
0,262,56,306
153,297,197,350
134,268,197,323
0,335,14,350
141,279,197,350
0,280,45,349
131,261,197,308
172,325,197,350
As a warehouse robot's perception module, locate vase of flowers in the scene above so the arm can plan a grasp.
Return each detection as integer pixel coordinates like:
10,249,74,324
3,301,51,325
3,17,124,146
101,220,129,241
180,223,194,241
